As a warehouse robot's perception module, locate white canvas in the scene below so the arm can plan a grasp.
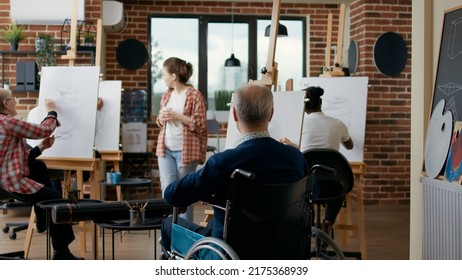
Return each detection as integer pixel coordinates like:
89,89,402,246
224,91,306,150
300,76,369,162
94,80,122,151
27,66,100,159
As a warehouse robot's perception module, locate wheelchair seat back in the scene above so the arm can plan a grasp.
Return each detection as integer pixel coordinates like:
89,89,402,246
224,175,310,260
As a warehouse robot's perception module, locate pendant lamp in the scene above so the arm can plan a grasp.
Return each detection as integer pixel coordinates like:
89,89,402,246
225,53,241,67
264,22,288,37
224,2,241,67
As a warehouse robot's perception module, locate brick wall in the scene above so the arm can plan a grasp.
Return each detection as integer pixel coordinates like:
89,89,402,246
0,0,412,205
350,0,412,205
0,0,101,118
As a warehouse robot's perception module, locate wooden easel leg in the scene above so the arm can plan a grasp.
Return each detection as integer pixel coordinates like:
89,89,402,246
332,177,367,259
337,196,348,247
23,209,36,259
63,170,73,196
355,176,367,259
116,185,122,201
346,193,354,237
79,221,87,254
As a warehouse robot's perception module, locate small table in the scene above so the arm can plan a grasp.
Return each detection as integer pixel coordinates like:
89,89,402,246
37,198,103,260
100,178,152,201
94,217,162,260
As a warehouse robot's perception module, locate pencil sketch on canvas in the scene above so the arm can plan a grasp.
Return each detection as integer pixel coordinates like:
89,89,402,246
300,76,369,162
27,66,101,159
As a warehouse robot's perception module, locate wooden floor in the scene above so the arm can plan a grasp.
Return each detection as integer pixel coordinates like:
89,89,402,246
0,202,410,260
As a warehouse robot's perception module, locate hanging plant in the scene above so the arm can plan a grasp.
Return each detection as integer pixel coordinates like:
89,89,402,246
35,33,56,69
35,33,56,87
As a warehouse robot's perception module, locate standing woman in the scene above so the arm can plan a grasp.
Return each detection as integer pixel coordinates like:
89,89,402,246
0,88,83,260
156,57,207,221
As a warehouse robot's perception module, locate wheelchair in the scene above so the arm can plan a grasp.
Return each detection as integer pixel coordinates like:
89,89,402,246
164,168,346,260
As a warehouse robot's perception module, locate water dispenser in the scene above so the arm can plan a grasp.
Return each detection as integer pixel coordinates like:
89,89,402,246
122,89,147,122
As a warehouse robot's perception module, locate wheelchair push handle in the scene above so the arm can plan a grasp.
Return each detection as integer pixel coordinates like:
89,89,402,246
310,164,337,176
231,169,256,180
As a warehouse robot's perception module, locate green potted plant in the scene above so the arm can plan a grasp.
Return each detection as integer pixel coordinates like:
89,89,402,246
84,32,95,46
1,22,26,51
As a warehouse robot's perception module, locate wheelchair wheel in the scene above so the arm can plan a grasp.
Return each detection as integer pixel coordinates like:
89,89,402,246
310,226,346,260
185,237,240,260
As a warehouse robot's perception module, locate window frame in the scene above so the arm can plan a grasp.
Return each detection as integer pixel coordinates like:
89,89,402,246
147,14,307,117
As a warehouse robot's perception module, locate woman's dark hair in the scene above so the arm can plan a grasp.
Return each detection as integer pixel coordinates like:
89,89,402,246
163,57,193,85
304,86,324,111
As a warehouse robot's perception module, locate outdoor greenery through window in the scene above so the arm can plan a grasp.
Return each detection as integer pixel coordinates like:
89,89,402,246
149,15,306,120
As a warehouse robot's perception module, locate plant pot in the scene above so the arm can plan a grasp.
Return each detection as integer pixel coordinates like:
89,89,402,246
10,43,18,51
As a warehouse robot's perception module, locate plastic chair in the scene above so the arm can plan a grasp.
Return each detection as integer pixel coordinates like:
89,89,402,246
302,148,360,259
0,188,30,240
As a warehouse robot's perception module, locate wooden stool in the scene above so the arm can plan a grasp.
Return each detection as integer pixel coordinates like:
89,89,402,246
333,162,367,259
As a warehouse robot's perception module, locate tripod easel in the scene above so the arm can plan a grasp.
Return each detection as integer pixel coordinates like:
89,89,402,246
248,0,282,89
99,150,123,200
320,3,346,77
23,0,105,258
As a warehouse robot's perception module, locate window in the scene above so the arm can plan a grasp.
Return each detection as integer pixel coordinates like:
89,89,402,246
149,17,199,116
149,15,306,118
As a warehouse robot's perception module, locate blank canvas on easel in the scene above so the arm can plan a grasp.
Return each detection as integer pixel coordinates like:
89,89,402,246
94,80,122,151
27,66,101,159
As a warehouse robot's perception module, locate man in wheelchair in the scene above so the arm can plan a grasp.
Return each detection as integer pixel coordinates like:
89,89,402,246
160,84,309,259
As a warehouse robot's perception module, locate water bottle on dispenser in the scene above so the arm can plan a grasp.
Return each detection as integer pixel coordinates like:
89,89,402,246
122,89,147,153
123,89,147,122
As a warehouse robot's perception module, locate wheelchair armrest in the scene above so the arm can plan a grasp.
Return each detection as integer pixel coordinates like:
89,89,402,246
310,164,337,176
201,200,226,211
231,169,256,180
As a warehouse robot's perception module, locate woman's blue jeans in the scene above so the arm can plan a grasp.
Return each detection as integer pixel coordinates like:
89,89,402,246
158,148,199,221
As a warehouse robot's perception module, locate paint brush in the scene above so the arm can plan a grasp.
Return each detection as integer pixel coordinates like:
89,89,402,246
124,200,133,210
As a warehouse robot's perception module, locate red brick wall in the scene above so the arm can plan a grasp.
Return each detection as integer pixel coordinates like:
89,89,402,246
350,0,412,205
0,0,101,116
0,0,412,205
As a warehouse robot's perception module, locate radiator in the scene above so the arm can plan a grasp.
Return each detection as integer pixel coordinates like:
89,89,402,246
422,176,462,259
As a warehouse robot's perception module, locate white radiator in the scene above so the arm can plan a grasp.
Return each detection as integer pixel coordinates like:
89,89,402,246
422,176,462,259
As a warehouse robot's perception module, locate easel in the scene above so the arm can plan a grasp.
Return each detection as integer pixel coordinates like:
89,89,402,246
99,150,123,200
23,0,103,258
248,0,281,89
320,3,346,77
333,161,367,259
203,0,302,227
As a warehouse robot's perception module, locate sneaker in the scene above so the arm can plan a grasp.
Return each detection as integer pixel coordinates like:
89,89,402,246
52,249,85,260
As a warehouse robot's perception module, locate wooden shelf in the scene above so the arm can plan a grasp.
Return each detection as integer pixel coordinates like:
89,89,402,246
1,49,95,88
